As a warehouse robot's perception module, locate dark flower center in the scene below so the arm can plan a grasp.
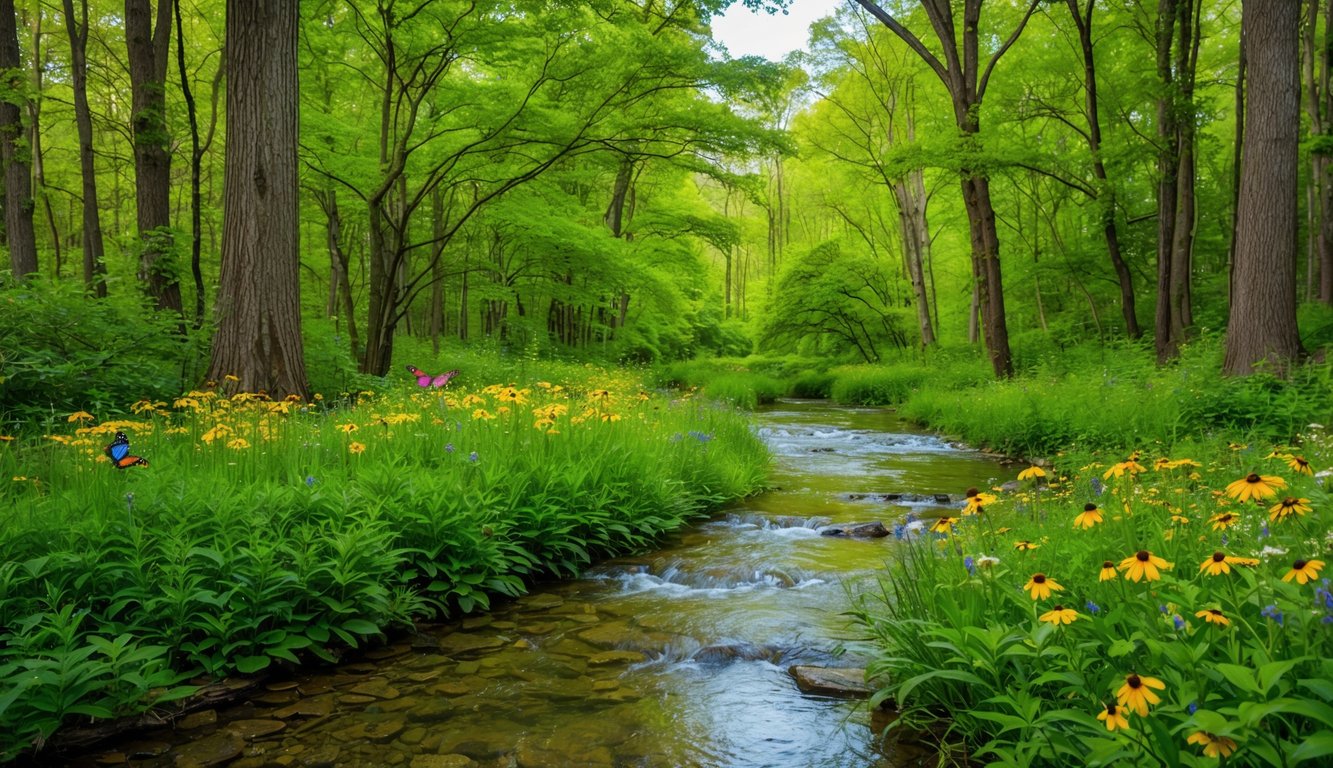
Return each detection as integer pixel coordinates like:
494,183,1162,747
1136,551,1150,562
1212,552,1225,563
1127,675,1142,689
1032,574,1046,583
1102,561,1114,569
1246,473,1261,483
1283,498,1297,507
1294,560,1308,570
1084,503,1097,512
1106,703,1118,715
1217,514,1234,522
1052,605,1064,611
1209,609,1222,616
965,487,979,498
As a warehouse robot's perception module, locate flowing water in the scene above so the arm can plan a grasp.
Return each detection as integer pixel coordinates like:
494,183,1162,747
61,401,1008,768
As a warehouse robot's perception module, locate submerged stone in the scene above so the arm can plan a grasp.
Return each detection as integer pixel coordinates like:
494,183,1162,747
170,731,244,767
788,666,873,699
817,521,889,538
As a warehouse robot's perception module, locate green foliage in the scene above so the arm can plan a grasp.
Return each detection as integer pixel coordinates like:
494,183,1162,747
0,370,767,758
700,372,785,409
0,280,194,427
854,437,1333,767
788,370,834,398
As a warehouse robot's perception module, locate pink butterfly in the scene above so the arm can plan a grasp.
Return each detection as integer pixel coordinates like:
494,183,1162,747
406,365,459,388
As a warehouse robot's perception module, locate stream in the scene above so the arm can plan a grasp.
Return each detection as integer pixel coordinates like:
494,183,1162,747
60,400,1008,768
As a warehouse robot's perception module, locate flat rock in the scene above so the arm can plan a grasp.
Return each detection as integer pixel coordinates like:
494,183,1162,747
272,694,335,719
588,650,646,666
177,710,218,730
121,741,172,759
296,744,340,767
843,492,957,505
348,679,400,700
818,521,889,538
692,643,775,665
228,719,286,740
171,731,244,766
788,666,873,699
437,633,505,655
410,756,476,768
364,644,410,660
517,593,564,611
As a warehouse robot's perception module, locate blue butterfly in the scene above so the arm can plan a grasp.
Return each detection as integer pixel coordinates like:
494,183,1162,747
105,431,148,469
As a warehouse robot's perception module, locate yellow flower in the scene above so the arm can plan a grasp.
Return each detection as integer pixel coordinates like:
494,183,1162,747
337,423,359,433
227,438,251,450
224,374,240,383
1199,552,1236,577
1194,608,1230,626
1284,455,1313,475
1073,503,1103,529
1023,573,1063,601
1038,605,1079,625
1282,559,1325,585
1119,550,1171,582
472,408,495,421
462,394,485,407
963,488,998,514
1187,731,1238,758
930,517,957,534
0,435,14,442
1018,466,1046,481
1268,497,1311,522
1096,702,1130,732
1099,561,1117,581
1116,674,1165,717
173,397,201,410
1207,511,1240,531
68,411,95,423
12,475,27,482
497,387,525,404
600,413,622,422
348,441,366,455
533,418,556,430
1223,473,1285,502
1014,540,1039,551
589,389,611,400
1102,460,1146,480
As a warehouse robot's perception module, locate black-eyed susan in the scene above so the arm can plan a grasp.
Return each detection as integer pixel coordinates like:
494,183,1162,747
930,517,957,534
1099,561,1117,581
1073,503,1103,529
1268,497,1312,522
337,423,359,433
1199,552,1235,576
348,441,366,455
1224,473,1286,502
1102,459,1146,480
1014,540,1039,551
1116,673,1165,716
1187,731,1238,758
1207,511,1240,531
1194,608,1230,626
1023,573,1063,601
964,487,998,515
1284,455,1313,476
1039,605,1079,625
1096,702,1130,731
1229,556,1260,567
1018,466,1046,481
1283,559,1325,585
1119,550,1171,582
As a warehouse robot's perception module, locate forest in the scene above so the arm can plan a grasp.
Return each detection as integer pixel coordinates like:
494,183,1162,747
1,0,1332,766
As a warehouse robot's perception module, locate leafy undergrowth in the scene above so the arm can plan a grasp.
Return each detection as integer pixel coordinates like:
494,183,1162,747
0,373,767,760
854,434,1333,766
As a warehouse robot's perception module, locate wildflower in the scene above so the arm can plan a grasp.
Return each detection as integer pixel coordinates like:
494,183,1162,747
976,555,1000,569
337,423,359,433
1170,513,1191,525
1187,731,1238,759
445,443,455,453
224,374,240,383
1086,600,1101,614
1039,605,1079,625
963,556,976,576
1119,550,1171,582
348,441,365,455
930,517,957,535
1195,608,1230,626
589,389,611,400
1116,674,1166,717
68,411,95,423
1023,573,1063,601
963,487,997,514
472,408,495,421
1099,561,1117,581
1223,473,1285,502
1018,466,1046,481
1229,556,1260,567
1283,559,1325,585
1262,604,1284,625
1228,442,1247,451
1284,455,1313,475
1014,540,1039,551
1199,552,1235,576
1269,497,1311,522
1096,702,1130,731
469,451,479,463
1102,459,1146,480
227,438,251,450
1172,614,1185,631
1073,503,1103,529
0,435,12,442
1208,511,1240,531
305,476,316,487
1260,545,1289,558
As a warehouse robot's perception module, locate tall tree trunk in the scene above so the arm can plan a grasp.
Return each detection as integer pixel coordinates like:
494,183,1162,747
1225,0,1303,375
0,0,35,278
173,0,204,327
207,0,308,397
1068,0,1140,338
1168,0,1199,334
1228,22,1245,309
27,9,60,278
62,0,106,296
429,185,446,352
1154,0,1181,363
892,172,936,346
125,0,181,312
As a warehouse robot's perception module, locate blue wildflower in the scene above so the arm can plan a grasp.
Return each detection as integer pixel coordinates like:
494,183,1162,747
1172,614,1185,631
1085,600,1101,614
469,451,479,463
1188,701,1198,715
445,443,455,453
964,556,976,576
305,476,316,487
1262,604,1285,625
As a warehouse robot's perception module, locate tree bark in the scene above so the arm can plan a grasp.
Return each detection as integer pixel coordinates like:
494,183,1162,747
125,0,181,312
0,0,36,279
173,0,205,327
1224,0,1303,375
1154,0,1181,363
27,9,60,278
207,0,308,398
62,0,107,296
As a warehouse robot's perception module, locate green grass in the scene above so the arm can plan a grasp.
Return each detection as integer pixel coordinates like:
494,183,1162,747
0,372,768,760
